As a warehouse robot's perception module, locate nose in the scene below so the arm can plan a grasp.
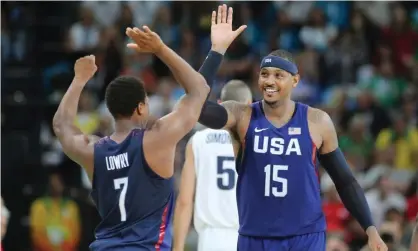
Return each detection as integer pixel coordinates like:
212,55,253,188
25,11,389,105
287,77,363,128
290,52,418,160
264,76,276,86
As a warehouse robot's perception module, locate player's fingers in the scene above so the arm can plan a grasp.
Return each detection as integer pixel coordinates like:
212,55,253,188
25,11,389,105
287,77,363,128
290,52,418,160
133,27,147,37
233,25,247,37
142,25,152,34
211,10,216,26
227,7,233,25
127,43,141,51
217,5,222,24
126,28,138,39
221,4,227,23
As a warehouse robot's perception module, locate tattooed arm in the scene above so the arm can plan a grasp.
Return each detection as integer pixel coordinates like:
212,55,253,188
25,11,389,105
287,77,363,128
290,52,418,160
198,100,250,132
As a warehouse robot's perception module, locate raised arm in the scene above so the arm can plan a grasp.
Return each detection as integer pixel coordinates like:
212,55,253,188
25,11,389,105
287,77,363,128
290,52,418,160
194,4,249,132
126,26,209,143
52,56,100,178
173,138,196,251
310,108,387,251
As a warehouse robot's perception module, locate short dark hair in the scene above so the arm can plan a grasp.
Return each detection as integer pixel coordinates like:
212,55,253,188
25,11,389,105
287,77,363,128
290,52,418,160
105,76,147,119
268,49,296,64
221,80,252,103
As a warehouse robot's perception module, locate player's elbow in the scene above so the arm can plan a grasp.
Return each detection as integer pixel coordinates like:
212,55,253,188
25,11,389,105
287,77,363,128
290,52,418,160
176,195,193,209
52,115,64,136
190,73,210,97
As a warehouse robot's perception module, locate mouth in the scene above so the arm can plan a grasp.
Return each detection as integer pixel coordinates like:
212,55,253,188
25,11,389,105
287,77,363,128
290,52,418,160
263,86,279,95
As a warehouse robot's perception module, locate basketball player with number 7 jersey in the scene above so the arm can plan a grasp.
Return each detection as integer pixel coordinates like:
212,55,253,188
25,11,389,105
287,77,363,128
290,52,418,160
52,25,212,250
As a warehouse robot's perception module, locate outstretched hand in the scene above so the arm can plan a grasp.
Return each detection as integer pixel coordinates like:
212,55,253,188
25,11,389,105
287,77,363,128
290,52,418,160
211,4,247,55
126,26,164,54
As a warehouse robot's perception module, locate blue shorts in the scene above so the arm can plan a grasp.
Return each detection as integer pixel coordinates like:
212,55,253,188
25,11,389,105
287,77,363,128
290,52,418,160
237,232,326,251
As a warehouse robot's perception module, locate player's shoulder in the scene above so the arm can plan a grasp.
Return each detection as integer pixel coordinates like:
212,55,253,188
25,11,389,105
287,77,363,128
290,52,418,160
306,105,333,127
221,100,253,117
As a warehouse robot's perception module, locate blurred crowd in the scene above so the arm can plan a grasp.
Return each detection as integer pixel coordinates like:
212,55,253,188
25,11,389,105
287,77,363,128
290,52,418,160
1,1,418,251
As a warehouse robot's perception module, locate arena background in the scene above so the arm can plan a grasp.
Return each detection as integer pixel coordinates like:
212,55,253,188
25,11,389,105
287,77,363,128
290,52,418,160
1,1,418,251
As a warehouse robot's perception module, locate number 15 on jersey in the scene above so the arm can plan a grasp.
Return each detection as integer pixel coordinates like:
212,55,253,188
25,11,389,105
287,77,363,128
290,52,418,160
264,164,288,197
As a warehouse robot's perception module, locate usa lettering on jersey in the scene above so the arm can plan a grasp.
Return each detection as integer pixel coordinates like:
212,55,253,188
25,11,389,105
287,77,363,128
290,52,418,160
253,136,302,155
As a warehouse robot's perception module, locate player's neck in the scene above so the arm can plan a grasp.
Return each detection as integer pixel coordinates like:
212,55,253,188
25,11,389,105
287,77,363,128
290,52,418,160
262,99,295,119
114,119,137,134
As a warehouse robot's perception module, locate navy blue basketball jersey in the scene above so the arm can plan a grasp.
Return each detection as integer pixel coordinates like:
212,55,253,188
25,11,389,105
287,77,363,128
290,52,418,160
236,102,325,237
90,129,174,251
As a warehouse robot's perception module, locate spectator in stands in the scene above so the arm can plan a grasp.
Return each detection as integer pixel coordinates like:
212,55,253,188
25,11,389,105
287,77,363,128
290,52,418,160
406,177,418,222
269,10,301,53
74,90,100,135
177,29,201,69
382,3,418,76
151,5,178,47
322,185,348,234
359,60,407,108
375,114,418,171
339,114,373,168
115,3,135,39
366,174,407,228
341,90,392,139
401,95,418,129
148,78,177,118
299,7,338,53
81,1,121,29
29,172,80,251
67,6,100,53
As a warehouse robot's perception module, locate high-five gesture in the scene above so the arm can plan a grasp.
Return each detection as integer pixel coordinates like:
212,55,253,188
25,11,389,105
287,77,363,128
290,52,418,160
211,4,247,54
126,26,164,54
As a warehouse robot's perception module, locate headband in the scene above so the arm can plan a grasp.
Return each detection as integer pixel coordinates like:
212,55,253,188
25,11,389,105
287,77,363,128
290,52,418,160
260,56,298,75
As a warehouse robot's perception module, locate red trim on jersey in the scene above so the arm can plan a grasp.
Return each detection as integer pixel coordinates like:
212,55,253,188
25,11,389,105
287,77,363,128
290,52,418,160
154,204,169,251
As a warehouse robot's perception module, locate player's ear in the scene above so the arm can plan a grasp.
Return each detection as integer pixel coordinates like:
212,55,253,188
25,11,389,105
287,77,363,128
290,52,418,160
217,99,221,104
136,103,145,116
292,74,300,88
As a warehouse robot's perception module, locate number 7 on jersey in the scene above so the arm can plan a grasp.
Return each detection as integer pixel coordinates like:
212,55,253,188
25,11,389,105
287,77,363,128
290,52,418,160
114,177,128,222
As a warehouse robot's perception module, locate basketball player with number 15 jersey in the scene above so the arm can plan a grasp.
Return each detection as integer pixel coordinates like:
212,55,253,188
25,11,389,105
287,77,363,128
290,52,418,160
195,4,387,251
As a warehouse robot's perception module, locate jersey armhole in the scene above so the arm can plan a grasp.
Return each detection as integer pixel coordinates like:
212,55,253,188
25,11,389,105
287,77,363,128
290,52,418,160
139,130,172,180
304,105,319,150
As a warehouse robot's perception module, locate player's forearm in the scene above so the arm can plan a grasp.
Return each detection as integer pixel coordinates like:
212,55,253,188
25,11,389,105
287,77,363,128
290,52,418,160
173,202,193,250
196,50,229,129
52,78,85,135
319,148,374,231
155,44,208,96
198,50,224,90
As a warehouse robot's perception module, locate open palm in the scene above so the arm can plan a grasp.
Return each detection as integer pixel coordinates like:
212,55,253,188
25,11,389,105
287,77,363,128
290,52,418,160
210,4,247,54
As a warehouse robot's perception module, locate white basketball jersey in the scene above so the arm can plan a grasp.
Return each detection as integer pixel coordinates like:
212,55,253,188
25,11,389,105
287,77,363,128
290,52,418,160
192,129,239,233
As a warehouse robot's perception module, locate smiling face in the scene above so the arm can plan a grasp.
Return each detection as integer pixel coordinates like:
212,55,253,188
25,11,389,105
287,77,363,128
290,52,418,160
258,66,299,106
